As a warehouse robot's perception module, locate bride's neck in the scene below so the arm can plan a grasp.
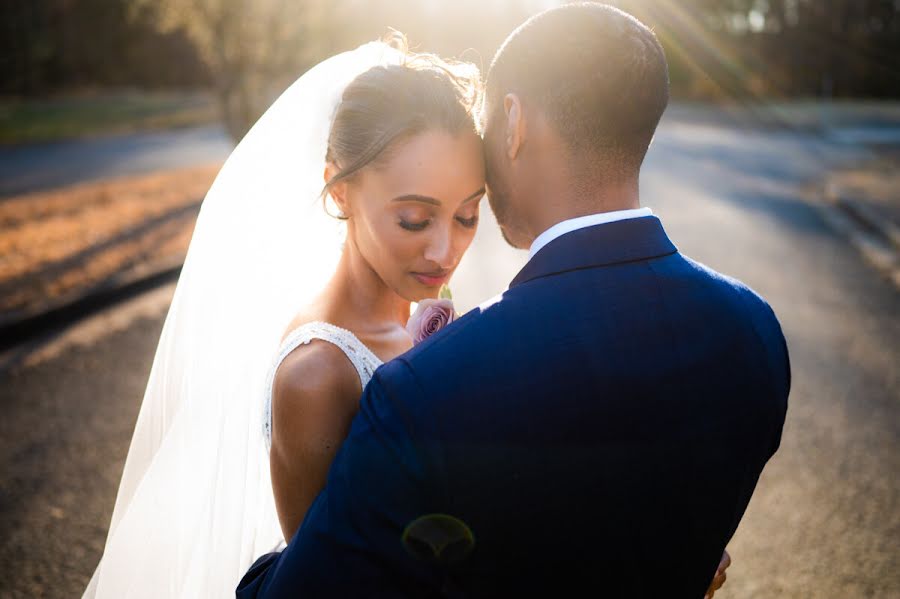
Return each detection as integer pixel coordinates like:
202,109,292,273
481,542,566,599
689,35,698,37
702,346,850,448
324,237,410,331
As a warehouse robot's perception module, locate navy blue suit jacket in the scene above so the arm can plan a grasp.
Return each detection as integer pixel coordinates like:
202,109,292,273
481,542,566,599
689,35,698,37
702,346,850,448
238,216,790,598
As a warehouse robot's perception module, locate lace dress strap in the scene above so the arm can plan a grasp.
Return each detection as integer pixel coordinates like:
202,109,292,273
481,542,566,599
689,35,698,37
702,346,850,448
263,321,383,451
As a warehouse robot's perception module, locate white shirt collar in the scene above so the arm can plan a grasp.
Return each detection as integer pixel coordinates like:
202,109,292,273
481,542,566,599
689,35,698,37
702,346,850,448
528,207,654,260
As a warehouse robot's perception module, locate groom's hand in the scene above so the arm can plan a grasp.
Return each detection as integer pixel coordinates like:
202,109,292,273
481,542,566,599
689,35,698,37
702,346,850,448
704,549,731,599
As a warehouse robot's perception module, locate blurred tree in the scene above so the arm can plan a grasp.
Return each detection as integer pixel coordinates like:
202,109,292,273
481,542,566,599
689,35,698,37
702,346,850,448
334,0,537,72
127,0,546,140
1,0,210,95
602,0,900,102
3,0,898,130
129,0,342,140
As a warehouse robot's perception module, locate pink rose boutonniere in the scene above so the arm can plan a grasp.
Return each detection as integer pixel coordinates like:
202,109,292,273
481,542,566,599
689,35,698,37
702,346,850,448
406,285,457,345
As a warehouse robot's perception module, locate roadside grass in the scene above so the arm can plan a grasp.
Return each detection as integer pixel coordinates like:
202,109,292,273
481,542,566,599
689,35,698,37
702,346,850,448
0,90,221,145
0,164,221,320
826,149,900,237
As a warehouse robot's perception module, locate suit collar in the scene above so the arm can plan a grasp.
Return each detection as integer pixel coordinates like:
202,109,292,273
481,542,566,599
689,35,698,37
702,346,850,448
528,207,654,260
509,215,677,288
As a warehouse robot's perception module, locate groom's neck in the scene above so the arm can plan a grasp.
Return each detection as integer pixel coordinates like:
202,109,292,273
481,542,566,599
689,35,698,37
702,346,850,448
521,135,643,242
528,176,641,241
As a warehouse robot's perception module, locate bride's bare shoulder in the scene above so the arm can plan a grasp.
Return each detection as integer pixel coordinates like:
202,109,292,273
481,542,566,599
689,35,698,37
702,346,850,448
271,325,362,431
275,334,359,396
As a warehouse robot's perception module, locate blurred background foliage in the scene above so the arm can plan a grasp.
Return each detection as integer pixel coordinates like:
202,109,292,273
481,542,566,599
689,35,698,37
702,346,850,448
2,0,899,141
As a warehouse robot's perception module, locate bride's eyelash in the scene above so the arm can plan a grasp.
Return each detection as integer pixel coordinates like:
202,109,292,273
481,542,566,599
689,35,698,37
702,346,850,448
399,216,478,231
399,219,430,231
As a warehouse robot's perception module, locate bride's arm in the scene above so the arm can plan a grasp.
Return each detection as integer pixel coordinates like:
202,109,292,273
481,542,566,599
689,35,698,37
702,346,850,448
269,341,363,542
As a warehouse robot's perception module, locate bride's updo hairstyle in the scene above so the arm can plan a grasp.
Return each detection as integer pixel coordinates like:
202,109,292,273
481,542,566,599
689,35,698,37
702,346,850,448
322,32,482,218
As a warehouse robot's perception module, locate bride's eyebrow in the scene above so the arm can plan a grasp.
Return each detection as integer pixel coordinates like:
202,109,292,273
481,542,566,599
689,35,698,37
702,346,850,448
392,188,485,206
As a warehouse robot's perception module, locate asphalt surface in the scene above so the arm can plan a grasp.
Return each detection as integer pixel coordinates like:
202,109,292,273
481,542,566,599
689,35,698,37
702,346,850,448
1,108,898,598
0,125,233,198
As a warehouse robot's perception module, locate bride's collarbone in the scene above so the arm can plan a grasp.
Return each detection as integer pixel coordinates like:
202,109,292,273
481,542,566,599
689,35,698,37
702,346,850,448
360,325,412,361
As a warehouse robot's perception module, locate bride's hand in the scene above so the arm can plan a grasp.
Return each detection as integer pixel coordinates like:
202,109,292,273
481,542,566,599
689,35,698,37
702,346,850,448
704,549,731,599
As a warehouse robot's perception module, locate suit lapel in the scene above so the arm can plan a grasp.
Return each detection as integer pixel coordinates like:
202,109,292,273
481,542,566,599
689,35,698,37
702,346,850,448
509,216,677,288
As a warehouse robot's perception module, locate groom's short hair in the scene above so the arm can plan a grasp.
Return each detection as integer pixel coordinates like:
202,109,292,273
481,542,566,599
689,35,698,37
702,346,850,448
485,3,669,176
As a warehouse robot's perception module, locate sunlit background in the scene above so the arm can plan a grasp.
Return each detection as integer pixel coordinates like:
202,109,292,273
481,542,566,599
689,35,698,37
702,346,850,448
3,1,900,141
1,2,898,598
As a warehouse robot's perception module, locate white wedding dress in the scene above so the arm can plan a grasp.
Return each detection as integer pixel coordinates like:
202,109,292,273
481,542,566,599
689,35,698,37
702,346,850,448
83,41,405,598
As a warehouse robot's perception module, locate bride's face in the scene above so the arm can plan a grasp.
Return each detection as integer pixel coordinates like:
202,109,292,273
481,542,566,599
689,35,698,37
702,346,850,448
334,129,485,302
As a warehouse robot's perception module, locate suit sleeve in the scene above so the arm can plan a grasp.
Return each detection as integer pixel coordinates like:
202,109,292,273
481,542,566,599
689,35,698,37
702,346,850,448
736,289,791,456
236,359,449,598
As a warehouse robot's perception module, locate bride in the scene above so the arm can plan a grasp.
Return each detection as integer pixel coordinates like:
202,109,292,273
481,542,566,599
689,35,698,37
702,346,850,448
83,33,485,597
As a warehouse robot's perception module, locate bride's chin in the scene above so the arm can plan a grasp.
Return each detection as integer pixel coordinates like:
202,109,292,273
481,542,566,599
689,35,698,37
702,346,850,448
390,282,431,304
406,289,440,302
407,284,443,303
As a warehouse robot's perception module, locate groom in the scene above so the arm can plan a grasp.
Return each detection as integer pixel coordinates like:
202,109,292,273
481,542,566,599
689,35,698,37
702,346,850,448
239,4,789,597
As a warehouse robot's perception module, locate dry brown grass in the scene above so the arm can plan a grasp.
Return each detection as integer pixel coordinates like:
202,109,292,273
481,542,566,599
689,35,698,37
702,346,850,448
0,164,221,317
827,153,900,227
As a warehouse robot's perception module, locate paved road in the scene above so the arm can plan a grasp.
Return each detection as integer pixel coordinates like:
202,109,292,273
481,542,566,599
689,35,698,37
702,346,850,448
642,118,899,598
0,125,233,198
1,109,898,598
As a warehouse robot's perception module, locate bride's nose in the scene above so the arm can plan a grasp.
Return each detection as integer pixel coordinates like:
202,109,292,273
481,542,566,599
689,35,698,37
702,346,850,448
423,224,455,269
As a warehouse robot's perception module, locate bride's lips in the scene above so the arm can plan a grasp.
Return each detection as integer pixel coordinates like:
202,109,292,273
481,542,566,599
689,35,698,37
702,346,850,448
412,271,450,287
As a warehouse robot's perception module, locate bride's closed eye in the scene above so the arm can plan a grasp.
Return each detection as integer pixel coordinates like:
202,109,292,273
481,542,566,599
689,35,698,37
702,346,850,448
393,188,484,233
399,214,478,232
456,214,478,229
456,198,482,229
399,218,431,231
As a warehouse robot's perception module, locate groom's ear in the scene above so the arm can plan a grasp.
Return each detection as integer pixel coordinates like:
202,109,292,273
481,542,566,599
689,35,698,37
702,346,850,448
503,93,525,161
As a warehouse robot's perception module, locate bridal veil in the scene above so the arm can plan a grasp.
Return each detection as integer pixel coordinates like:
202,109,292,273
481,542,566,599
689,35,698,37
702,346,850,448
84,40,405,598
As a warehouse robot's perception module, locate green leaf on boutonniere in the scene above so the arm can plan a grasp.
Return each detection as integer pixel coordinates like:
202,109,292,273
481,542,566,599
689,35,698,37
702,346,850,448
439,284,453,300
